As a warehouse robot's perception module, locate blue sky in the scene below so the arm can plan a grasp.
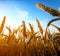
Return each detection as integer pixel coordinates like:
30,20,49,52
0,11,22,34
0,0,60,31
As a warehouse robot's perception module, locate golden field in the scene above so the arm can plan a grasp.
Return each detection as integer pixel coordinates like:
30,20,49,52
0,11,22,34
0,16,60,56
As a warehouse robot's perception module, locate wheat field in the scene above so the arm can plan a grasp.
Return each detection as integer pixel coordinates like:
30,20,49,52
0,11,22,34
0,16,60,56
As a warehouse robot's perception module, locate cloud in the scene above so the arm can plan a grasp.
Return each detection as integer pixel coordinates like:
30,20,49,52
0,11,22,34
16,8,32,19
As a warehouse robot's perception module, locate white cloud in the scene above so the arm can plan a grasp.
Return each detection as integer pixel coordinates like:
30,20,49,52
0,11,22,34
16,8,32,19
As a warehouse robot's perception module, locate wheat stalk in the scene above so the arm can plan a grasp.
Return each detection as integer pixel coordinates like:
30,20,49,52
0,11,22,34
47,18,60,27
50,24,60,32
6,26,12,33
44,18,60,44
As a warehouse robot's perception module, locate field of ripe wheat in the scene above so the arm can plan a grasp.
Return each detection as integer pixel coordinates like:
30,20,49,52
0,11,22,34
0,16,60,56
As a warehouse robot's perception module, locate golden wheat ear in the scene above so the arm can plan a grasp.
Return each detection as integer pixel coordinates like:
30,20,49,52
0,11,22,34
29,23,34,34
36,3,60,16
36,19,43,34
0,16,6,33
22,20,27,37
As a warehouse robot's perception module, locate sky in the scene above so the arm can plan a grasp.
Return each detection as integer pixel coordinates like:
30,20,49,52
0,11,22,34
0,0,60,32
